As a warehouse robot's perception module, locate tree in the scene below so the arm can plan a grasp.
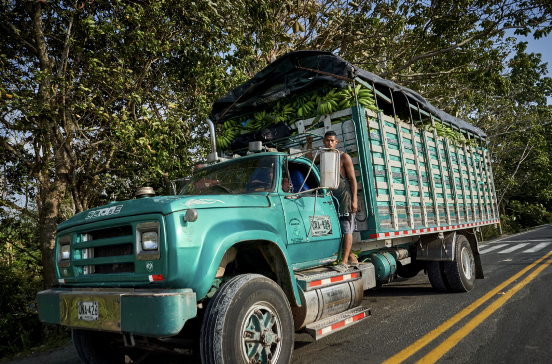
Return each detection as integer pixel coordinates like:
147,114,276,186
467,44,552,230
0,0,252,288
221,0,551,109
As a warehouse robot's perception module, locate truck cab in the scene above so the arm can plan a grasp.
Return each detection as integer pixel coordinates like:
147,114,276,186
37,149,364,364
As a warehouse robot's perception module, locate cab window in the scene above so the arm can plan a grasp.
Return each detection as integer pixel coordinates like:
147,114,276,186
282,161,320,194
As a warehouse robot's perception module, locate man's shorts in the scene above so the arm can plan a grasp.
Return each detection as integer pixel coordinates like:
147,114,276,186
339,213,356,235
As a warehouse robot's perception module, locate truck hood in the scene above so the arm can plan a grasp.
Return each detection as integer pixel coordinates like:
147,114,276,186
57,194,270,232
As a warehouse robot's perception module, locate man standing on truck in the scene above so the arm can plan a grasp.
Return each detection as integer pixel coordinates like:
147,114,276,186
306,131,359,272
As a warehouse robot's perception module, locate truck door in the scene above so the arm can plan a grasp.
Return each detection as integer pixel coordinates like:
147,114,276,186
280,159,342,267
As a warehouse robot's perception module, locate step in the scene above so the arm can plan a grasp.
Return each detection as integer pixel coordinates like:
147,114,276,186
295,263,375,291
305,306,371,340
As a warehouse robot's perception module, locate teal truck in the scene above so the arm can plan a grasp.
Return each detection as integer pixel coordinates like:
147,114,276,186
37,51,500,364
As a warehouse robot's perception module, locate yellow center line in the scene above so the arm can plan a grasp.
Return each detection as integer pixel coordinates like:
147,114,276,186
417,254,552,364
381,251,552,364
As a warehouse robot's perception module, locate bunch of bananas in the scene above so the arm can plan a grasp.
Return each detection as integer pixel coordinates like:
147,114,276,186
421,121,477,147
216,119,241,150
296,94,318,119
272,99,298,123
338,85,379,112
216,83,380,151
245,110,270,132
316,88,342,115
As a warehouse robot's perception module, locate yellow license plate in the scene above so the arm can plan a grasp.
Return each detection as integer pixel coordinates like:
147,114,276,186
60,293,121,332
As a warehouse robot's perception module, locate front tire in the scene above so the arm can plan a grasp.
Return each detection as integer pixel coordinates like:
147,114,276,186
72,329,149,364
200,274,294,364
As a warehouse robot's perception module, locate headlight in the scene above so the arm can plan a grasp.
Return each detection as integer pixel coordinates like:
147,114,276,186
57,235,71,267
141,231,158,250
61,245,71,260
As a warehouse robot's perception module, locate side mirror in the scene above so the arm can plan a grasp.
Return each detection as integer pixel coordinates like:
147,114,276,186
319,151,340,190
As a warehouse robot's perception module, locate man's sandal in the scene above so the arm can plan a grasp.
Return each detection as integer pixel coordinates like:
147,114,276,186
332,262,349,272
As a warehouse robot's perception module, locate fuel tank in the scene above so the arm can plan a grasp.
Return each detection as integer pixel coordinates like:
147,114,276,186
292,278,364,331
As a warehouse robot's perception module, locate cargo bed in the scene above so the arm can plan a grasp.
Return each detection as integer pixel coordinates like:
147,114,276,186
290,105,499,249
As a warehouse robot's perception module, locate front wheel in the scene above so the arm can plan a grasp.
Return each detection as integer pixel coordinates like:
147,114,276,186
200,274,294,364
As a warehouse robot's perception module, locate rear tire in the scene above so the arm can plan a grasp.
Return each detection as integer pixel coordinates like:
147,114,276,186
443,235,476,292
200,274,294,364
72,329,149,364
427,261,451,292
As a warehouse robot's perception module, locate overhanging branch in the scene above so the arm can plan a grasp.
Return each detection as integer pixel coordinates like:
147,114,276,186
0,20,39,55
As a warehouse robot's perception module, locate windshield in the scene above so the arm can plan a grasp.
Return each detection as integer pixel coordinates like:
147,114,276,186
181,156,277,195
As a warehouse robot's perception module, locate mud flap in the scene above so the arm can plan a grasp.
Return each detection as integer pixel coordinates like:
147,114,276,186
464,229,485,279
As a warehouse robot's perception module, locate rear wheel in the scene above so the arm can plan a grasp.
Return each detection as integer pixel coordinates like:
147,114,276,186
72,329,149,364
427,261,451,292
200,274,294,364
443,235,476,292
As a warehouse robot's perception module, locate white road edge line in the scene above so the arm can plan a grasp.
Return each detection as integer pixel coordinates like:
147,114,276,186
483,223,552,245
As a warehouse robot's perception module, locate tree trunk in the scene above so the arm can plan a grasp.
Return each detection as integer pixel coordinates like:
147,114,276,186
39,188,61,290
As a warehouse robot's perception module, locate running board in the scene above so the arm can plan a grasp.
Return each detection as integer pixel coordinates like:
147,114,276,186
295,263,376,291
305,307,371,340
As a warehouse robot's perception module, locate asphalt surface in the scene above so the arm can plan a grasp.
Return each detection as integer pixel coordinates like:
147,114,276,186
7,225,552,364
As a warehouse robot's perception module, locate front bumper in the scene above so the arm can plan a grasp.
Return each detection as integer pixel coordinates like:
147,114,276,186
37,288,196,337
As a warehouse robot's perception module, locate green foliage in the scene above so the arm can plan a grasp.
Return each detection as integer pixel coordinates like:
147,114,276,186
0,213,43,358
0,264,43,358
502,201,552,233
472,45,552,231
1,0,268,287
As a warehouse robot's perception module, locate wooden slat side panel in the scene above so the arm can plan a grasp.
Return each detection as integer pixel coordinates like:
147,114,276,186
288,105,497,239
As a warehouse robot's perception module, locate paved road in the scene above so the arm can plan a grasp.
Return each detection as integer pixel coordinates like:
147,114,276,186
8,225,552,364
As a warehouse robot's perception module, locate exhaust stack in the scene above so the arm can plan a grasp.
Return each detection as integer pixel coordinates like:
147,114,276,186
206,118,218,163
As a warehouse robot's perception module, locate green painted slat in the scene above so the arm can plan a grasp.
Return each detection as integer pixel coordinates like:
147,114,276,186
394,119,415,228
374,112,398,229
354,106,380,235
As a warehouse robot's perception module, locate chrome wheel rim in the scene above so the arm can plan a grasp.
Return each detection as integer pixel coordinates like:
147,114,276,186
241,302,283,364
461,246,473,280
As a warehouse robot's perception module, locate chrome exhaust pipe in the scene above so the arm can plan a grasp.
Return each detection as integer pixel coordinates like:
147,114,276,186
206,118,218,163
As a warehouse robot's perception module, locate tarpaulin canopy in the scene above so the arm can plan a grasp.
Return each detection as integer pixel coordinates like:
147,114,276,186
209,50,486,138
